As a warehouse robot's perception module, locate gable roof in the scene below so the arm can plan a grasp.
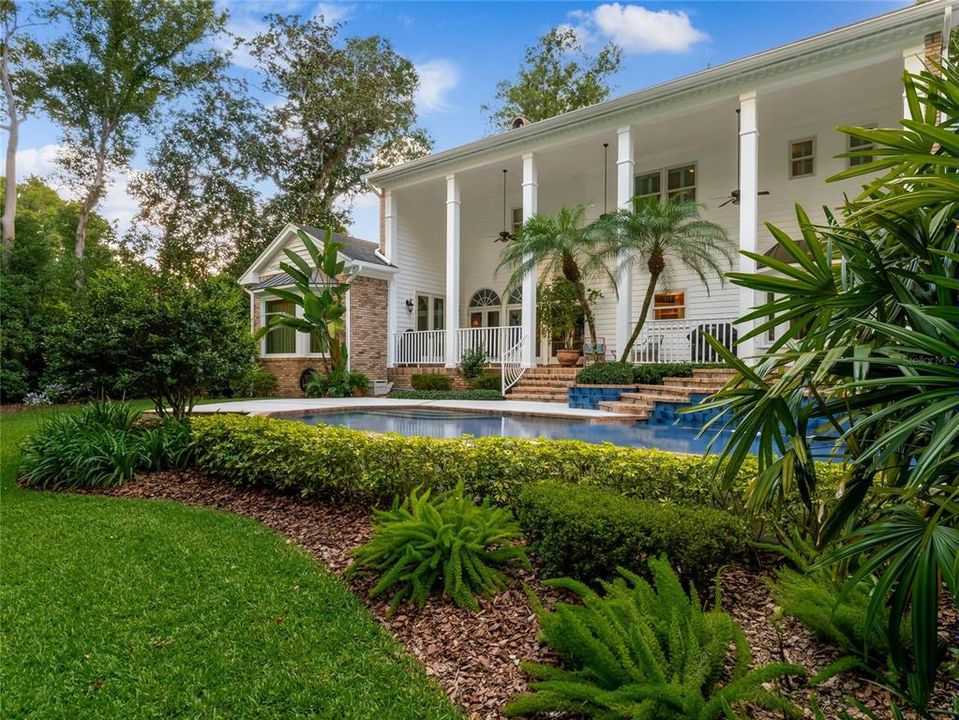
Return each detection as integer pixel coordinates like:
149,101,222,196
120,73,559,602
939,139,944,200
365,1,948,189
298,226,391,267
238,223,396,288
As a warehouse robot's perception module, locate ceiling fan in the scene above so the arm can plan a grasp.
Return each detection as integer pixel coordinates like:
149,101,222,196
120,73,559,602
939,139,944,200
719,109,771,207
493,169,516,242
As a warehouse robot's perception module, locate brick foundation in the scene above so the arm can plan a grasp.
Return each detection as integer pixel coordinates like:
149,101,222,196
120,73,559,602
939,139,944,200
261,357,327,397
387,366,472,390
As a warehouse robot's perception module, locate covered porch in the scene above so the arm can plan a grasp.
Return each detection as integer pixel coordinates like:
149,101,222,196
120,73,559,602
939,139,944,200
375,45,908,386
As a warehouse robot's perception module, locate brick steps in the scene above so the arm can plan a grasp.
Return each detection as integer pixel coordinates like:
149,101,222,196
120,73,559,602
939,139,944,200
597,401,650,418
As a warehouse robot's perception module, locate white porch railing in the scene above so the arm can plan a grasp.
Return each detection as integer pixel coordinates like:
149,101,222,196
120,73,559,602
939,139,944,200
457,326,522,364
501,334,527,395
394,329,445,365
393,326,522,366
630,318,738,364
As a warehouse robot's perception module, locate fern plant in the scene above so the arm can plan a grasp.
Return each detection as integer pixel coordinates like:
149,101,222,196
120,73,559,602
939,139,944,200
506,557,804,719
348,483,529,611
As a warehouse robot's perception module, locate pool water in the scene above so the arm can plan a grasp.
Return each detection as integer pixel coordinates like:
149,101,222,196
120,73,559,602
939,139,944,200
298,408,838,457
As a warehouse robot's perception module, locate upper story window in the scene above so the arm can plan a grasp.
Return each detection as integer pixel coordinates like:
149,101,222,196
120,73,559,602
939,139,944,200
847,127,875,167
653,290,685,320
635,164,696,206
264,298,296,354
789,138,815,178
511,207,523,236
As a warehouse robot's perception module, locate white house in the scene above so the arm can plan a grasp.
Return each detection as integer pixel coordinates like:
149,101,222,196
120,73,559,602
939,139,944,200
241,1,951,396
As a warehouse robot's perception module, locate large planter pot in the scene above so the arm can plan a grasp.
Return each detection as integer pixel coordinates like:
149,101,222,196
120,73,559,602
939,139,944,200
556,348,581,367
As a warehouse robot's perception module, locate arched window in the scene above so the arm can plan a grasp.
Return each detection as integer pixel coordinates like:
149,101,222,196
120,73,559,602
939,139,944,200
469,288,501,308
507,287,522,305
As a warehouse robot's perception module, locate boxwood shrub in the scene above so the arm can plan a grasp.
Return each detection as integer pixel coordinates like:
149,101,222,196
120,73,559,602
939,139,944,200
515,481,746,584
387,389,503,401
190,414,844,514
574,363,635,385
410,374,453,391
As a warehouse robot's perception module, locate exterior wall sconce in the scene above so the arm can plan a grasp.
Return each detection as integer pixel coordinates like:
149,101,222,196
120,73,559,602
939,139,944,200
405,298,414,313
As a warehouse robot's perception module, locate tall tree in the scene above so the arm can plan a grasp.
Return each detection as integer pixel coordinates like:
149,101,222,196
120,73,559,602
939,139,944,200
483,27,622,130
0,0,38,268
125,78,266,279
34,0,225,282
246,14,431,236
592,200,732,362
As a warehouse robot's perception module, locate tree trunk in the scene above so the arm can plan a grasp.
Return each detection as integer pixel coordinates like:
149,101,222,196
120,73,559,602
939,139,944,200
573,280,599,357
619,270,661,363
74,137,109,287
1,22,18,270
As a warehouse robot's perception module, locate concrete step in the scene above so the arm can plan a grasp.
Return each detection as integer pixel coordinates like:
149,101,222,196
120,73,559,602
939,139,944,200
692,367,737,379
663,377,727,390
629,383,694,397
508,387,569,397
598,401,650,417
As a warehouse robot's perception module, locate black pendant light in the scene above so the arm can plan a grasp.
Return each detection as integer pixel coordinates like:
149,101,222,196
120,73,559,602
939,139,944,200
494,169,516,242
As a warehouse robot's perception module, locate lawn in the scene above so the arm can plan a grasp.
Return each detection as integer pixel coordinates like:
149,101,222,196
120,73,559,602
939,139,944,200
0,404,461,720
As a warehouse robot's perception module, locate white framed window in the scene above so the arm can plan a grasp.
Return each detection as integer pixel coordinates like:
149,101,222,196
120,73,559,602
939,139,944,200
469,288,502,328
416,293,445,331
847,125,875,167
511,207,523,236
635,163,696,205
666,164,696,202
653,290,686,320
263,298,297,355
789,137,815,179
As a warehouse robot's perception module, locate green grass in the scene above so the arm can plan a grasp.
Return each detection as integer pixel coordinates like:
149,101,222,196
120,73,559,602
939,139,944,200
1,403,461,719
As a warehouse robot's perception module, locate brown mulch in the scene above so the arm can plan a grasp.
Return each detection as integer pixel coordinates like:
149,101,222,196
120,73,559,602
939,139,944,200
80,470,957,720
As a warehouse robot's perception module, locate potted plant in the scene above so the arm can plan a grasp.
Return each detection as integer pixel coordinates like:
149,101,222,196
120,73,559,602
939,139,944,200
538,278,583,367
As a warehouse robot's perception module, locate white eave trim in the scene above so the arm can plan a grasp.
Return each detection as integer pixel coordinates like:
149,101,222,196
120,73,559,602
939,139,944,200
365,0,948,188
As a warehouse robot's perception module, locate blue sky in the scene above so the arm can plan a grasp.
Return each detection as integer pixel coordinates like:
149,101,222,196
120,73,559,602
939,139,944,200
16,0,906,244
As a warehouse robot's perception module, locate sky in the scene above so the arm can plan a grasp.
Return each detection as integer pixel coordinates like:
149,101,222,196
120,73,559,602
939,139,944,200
14,0,907,246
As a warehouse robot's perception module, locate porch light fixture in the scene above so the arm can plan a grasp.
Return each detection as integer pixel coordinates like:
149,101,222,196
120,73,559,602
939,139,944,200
405,298,414,313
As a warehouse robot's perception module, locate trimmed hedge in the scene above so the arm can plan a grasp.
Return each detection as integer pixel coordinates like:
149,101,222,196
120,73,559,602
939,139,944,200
387,389,503,401
575,362,724,386
190,414,844,512
516,482,746,584
468,371,501,391
410,374,453,391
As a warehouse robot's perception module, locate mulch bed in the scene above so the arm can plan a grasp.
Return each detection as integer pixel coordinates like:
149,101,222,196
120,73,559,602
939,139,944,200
82,470,956,720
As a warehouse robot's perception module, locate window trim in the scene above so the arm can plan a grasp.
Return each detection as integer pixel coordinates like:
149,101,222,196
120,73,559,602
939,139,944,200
261,296,299,357
788,136,816,179
634,162,697,204
652,290,687,321
847,123,876,168
415,292,445,332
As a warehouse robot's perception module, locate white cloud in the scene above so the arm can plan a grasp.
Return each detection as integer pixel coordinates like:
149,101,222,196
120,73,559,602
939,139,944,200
571,3,707,54
414,59,460,114
16,144,140,236
15,144,60,182
312,2,353,23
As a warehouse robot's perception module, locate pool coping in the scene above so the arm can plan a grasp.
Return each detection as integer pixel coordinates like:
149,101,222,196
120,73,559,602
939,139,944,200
191,398,640,425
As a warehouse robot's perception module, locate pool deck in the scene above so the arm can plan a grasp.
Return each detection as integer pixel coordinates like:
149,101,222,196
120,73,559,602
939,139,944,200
194,397,637,424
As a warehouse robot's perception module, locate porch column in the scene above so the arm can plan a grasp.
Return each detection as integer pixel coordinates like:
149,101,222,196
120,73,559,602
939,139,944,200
384,191,398,367
521,152,538,368
444,174,461,368
615,126,635,360
902,44,925,117
737,91,759,362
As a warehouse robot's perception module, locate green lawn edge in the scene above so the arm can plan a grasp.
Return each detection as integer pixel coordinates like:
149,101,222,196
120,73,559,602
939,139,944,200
1,404,462,720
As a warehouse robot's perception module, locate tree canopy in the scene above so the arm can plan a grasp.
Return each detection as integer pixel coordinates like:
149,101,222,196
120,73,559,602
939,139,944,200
483,26,622,130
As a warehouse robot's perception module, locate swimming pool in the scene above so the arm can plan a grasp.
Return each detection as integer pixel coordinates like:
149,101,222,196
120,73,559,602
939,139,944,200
298,408,838,457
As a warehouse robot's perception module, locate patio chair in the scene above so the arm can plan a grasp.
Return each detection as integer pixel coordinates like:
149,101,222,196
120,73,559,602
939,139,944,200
634,334,663,363
582,337,606,364
373,380,393,396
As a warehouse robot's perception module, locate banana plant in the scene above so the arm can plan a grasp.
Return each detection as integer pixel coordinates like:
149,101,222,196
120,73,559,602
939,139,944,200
254,227,353,376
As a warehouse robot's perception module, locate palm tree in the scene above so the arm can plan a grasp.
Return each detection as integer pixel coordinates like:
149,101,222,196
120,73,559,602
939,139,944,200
594,199,733,362
497,204,611,351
